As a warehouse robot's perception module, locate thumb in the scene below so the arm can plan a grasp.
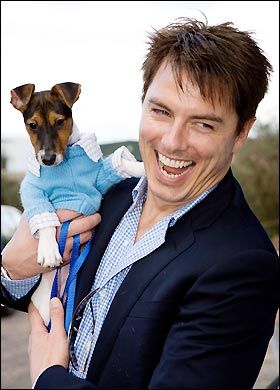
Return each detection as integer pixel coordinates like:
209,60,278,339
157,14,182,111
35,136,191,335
49,297,66,335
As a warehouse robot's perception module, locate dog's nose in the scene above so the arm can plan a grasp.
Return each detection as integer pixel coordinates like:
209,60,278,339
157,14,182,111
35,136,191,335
42,154,56,166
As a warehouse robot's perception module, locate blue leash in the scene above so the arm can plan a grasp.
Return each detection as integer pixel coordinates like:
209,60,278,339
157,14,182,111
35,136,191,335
48,221,92,333
49,221,71,302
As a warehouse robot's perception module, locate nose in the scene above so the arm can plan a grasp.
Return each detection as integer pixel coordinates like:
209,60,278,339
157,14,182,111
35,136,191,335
161,120,189,153
42,154,56,166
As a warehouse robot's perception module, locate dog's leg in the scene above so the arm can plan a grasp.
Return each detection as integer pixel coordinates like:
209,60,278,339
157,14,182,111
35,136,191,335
121,159,145,177
31,270,56,326
31,265,70,326
38,227,62,268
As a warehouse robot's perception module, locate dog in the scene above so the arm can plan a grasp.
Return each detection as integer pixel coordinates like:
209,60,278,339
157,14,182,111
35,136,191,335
10,82,145,326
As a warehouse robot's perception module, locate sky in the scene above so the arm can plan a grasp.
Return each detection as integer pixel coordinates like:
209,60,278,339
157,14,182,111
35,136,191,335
1,1,279,144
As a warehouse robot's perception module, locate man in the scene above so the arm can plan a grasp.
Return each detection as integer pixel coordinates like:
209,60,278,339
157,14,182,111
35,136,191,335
1,18,279,389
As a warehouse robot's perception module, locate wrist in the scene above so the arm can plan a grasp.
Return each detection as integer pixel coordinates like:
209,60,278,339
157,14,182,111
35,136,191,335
1,263,40,281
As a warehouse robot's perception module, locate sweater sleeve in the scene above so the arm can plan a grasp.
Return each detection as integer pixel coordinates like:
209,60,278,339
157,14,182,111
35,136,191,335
20,176,60,236
20,176,56,220
94,156,125,196
95,146,142,195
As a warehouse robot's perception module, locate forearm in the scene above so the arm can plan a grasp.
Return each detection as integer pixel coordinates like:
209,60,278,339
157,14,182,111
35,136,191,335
2,211,100,280
1,215,44,280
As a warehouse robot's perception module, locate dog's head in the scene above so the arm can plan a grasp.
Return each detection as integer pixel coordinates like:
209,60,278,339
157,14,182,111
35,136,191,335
10,82,81,166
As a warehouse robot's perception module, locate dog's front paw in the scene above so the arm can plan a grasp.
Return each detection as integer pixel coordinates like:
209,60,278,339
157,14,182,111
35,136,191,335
38,227,62,268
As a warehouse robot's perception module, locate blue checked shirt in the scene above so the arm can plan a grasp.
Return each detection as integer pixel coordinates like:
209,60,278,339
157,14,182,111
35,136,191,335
1,177,216,379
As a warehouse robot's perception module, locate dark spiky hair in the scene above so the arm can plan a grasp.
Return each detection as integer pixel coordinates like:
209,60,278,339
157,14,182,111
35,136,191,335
141,17,273,133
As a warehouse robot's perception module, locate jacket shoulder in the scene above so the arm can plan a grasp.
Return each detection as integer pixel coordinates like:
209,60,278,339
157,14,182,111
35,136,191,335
103,177,140,202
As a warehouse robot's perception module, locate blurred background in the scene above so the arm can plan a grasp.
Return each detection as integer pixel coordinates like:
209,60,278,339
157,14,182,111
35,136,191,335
1,1,279,389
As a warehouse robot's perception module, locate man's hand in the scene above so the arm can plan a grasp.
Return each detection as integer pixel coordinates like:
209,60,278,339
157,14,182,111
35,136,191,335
28,297,69,385
1,211,101,280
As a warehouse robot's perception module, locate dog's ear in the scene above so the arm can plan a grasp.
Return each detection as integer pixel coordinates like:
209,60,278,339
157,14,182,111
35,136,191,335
51,82,81,108
10,83,35,112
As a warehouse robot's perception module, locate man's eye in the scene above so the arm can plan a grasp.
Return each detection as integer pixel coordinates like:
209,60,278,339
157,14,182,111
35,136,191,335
151,108,170,117
56,119,65,126
197,122,214,130
29,123,37,131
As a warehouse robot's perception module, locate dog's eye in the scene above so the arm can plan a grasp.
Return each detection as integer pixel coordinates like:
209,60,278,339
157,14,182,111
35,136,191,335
29,123,37,131
56,119,65,127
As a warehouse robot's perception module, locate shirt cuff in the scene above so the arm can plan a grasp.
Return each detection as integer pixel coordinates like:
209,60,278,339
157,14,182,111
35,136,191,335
111,146,137,178
29,212,61,238
1,272,40,300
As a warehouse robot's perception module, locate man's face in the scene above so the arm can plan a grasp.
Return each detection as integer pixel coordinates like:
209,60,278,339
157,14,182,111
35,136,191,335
139,62,252,209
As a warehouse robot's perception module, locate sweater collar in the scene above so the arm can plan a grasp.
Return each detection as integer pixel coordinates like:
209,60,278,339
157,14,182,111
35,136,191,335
27,123,103,177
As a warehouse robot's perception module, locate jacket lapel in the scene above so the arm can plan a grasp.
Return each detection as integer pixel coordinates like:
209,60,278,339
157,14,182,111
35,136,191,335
88,213,195,382
74,179,139,307
84,169,236,382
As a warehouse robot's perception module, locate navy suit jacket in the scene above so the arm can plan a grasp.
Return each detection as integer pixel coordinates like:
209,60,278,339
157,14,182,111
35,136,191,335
1,169,279,389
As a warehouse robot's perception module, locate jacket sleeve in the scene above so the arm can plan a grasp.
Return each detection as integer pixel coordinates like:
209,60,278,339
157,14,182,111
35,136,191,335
34,366,98,389
148,250,279,389
1,277,41,313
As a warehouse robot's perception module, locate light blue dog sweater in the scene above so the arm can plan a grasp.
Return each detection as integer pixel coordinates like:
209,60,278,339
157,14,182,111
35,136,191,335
20,132,138,236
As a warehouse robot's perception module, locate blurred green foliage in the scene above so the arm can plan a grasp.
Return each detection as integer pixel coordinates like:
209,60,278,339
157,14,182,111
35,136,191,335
232,122,279,238
1,155,23,211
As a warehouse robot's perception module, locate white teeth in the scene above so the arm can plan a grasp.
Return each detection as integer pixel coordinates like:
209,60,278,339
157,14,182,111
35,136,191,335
160,164,184,178
158,152,193,168
158,161,188,178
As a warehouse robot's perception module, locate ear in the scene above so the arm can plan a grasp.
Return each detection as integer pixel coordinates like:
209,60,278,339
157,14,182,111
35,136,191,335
233,117,256,154
10,83,35,112
51,82,81,108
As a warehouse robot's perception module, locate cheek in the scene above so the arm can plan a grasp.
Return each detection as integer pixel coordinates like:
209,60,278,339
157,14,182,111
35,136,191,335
56,128,72,151
207,137,236,167
139,116,164,145
195,132,234,159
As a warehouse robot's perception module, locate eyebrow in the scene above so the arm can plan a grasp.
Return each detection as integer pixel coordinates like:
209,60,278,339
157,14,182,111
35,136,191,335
148,97,223,124
188,115,223,124
148,98,172,113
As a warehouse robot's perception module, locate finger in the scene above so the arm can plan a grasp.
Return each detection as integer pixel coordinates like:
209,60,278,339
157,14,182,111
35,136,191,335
65,230,93,252
56,210,82,223
55,213,100,240
65,213,101,237
49,297,66,336
61,231,92,262
28,302,47,334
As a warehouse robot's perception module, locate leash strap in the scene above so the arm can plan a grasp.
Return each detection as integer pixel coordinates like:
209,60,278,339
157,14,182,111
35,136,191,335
48,220,92,333
64,236,92,331
49,221,71,301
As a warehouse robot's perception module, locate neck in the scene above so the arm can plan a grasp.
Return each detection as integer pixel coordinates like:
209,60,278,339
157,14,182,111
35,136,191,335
135,190,181,243
142,191,180,223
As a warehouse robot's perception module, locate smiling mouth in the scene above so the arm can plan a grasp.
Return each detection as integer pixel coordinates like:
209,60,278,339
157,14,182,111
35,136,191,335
157,152,195,178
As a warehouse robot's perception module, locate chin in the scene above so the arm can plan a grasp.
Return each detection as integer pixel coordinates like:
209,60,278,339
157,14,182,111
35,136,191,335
147,174,191,205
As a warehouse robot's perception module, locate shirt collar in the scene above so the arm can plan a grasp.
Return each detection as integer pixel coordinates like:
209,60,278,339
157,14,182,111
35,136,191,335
168,184,218,227
132,176,147,202
27,123,103,177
